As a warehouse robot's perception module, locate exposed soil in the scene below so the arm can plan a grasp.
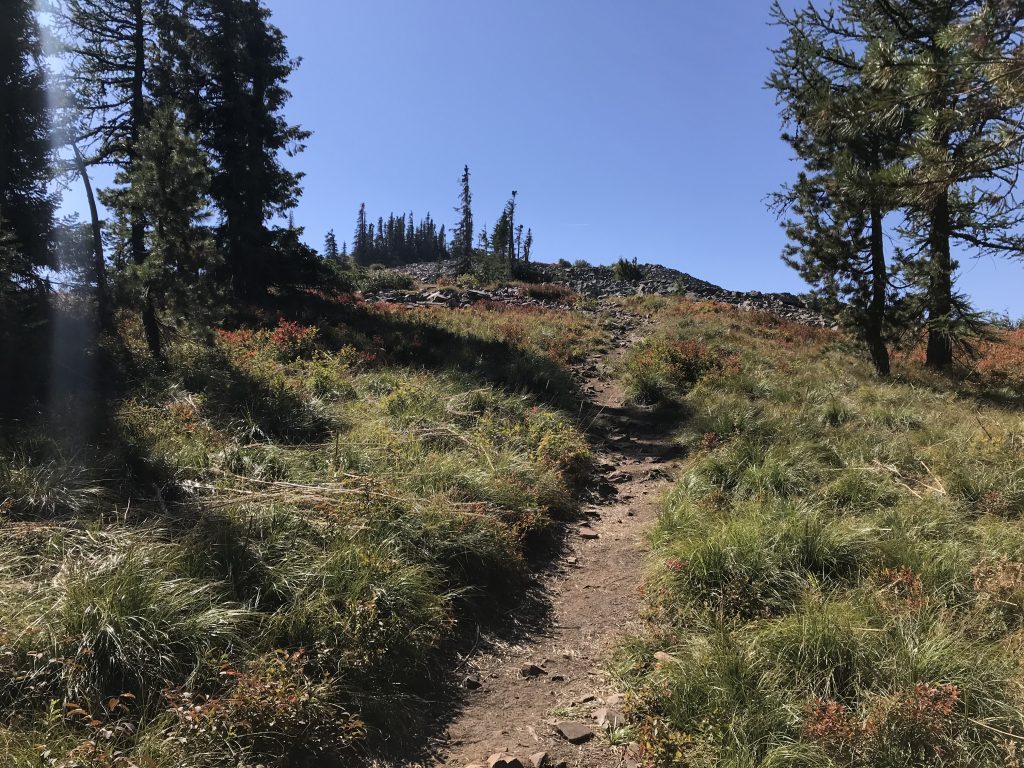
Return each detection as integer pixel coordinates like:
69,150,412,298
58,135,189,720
403,314,685,768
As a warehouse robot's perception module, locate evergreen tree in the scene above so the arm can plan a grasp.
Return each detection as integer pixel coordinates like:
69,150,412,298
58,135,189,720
168,0,310,299
104,105,216,360
323,229,339,261
769,1,909,376
771,0,1024,371
1,0,55,317
453,164,473,263
523,228,533,262
874,0,1024,369
353,202,369,264
55,0,161,341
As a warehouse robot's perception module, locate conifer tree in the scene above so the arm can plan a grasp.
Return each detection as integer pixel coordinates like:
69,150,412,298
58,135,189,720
874,0,1024,369
771,0,1024,371
55,0,161,341
103,105,216,360
323,229,339,261
167,0,310,299
1,0,55,318
769,1,908,376
453,165,473,263
523,228,533,263
353,203,369,265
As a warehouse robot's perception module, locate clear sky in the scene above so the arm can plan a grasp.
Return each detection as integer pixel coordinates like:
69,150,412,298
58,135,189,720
61,0,1024,316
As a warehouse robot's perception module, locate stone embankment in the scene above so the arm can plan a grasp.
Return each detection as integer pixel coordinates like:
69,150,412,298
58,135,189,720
370,259,835,327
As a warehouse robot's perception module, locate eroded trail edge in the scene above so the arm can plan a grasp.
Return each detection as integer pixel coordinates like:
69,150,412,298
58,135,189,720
427,313,683,768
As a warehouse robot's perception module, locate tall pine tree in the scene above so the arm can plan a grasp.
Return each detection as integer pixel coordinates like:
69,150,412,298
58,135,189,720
103,105,217,360
453,164,473,263
1,0,55,313
167,0,310,299
769,1,909,376
55,0,161,344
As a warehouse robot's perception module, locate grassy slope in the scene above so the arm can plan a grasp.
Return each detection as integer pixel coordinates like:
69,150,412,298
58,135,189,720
0,292,605,767
615,297,1024,767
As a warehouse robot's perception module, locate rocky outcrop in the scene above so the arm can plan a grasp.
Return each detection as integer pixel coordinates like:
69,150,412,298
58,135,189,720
377,259,835,327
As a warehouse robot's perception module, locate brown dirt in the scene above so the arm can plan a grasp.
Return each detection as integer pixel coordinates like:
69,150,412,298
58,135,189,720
399,315,684,768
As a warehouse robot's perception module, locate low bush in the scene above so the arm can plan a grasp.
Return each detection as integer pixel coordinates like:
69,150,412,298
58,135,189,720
612,256,644,282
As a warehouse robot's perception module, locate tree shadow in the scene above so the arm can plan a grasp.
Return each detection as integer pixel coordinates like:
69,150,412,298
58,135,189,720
271,292,589,414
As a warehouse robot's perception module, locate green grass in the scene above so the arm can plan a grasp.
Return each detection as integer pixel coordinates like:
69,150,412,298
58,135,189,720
615,297,1024,768
0,297,603,766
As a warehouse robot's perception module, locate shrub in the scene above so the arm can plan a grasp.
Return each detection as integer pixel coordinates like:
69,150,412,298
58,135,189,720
358,269,414,293
518,282,578,304
623,338,739,405
612,256,644,282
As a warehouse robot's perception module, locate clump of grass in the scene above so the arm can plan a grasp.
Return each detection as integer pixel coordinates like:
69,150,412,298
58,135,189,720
618,296,1024,766
357,268,415,293
622,338,739,405
517,282,579,304
0,452,109,518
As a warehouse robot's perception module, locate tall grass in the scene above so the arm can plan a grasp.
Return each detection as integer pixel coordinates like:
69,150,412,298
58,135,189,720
617,297,1024,767
0,299,600,765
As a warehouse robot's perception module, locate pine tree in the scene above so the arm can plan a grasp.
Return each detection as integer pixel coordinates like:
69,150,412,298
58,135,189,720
323,229,339,261
353,203,368,265
453,165,473,263
770,0,1024,371
103,106,216,360
523,228,533,263
1,0,55,317
55,0,161,341
168,0,310,299
769,1,908,376
874,0,1024,369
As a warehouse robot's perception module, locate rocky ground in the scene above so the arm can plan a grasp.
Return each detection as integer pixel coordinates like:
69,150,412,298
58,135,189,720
368,259,835,327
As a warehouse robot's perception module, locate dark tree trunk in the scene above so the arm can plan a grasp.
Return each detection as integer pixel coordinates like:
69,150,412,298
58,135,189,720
72,144,114,335
925,190,954,371
867,204,891,376
129,0,161,360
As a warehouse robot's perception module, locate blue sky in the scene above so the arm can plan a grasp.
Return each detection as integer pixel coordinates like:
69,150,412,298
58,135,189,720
61,1,1024,316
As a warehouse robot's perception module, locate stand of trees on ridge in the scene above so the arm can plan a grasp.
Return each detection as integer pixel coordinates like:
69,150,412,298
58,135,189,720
322,167,534,272
770,0,1024,376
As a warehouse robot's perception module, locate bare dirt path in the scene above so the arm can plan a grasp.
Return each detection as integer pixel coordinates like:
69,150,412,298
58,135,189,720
418,314,685,768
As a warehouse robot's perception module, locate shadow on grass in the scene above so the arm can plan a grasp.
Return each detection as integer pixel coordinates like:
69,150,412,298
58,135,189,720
272,291,588,414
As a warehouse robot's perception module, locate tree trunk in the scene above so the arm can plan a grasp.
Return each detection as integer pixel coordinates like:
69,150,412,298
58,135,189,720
72,144,114,334
867,204,891,376
925,190,954,370
129,0,162,360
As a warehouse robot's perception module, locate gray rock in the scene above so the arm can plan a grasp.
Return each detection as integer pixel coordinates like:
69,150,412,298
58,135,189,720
578,527,599,539
519,663,547,678
595,707,626,728
529,752,548,768
554,721,594,744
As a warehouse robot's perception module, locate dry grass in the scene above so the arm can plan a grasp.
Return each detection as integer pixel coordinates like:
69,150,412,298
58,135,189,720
0,300,603,766
616,297,1024,768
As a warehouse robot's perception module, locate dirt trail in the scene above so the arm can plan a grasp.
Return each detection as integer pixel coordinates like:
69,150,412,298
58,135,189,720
422,315,684,768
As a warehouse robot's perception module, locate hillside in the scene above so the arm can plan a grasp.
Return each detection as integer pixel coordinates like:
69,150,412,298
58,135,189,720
2,266,1023,768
